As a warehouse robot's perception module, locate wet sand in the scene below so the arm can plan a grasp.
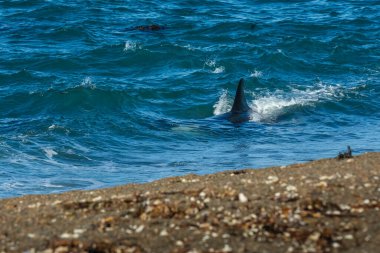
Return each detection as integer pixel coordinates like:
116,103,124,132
1,152,379,253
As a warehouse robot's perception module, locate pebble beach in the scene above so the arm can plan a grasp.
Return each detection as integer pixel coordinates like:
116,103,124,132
1,152,380,253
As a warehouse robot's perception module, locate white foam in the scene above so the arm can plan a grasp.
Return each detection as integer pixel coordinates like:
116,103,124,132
174,43,204,52
41,180,65,188
249,82,343,121
172,125,199,132
80,77,96,89
183,44,196,51
205,58,225,74
249,96,302,121
249,69,263,78
48,124,57,130
44,148,58,159
124,40,140,52
205,59,216,67
1,181,24,191
213,89,231,115
212,66,225,74
47,124,71,135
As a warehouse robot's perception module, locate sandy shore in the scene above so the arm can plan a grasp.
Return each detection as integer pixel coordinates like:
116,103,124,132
1,153,379,253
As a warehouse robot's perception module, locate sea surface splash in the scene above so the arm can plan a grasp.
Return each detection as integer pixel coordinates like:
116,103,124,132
213,81,347,122
0,0,379,198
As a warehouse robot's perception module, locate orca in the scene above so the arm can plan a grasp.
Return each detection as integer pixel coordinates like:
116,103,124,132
214,78,253,123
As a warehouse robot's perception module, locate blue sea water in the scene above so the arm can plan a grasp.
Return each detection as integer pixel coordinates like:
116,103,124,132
0,0,379,198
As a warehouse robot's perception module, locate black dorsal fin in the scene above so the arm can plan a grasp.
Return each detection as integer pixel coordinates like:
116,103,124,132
231,78,250,113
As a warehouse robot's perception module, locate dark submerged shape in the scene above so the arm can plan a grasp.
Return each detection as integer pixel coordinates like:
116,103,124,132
214,78,253,123
125,25,166,32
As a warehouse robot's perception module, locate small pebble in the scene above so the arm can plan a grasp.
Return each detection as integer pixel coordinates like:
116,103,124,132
202,235,210,241
319,175,335,180
344,234,354,240
344,173,353,179
51,200,62,205
222,244,232,252
74,228,85,234
238,193,248,203
135,225,144,233
315,181,328,187
160,229,168,236
60,233,78,239
55,247,69,253
265,176,279,184
286,185,297,191
339,204,351,211
308,232,320,241
287,246,294,253
92,196,102,202
27,233,36,238
332,242,340,248
351,207,364,213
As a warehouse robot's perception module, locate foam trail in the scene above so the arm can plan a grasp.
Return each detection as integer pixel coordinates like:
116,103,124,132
249,83,344,122
249,96,303,121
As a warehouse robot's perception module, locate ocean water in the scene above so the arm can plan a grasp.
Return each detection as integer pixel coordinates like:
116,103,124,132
0,0,379,198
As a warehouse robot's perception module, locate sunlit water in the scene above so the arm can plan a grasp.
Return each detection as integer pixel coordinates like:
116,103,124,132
0,0,379,198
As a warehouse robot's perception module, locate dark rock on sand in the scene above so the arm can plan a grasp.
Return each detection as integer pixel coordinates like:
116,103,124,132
337,146,353,160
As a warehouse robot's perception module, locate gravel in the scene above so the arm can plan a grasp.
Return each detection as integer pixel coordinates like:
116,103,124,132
1,152,380,253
